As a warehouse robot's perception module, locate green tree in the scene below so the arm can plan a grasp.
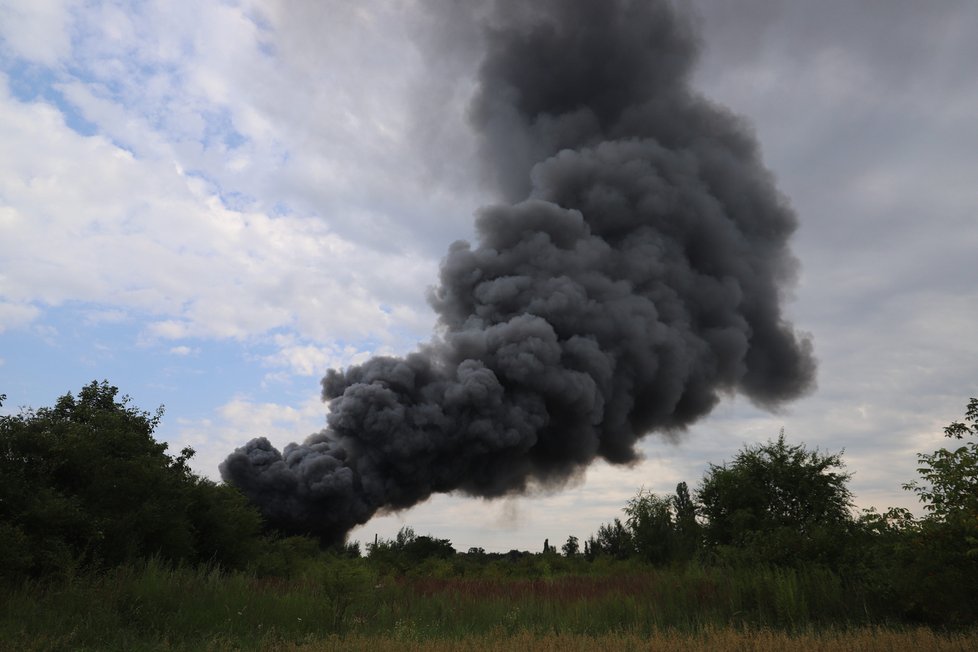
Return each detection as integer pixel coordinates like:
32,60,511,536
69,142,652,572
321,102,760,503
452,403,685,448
892,398,978,623
186,479,264,568
0,381,262,579
620,483,701,564
401,535,455,561
583,535,598,561
594,518,632,559
904,398,978,542
561,535,580,557
673,481,701,559
624,488,674,564
368,525,455,568
697,430,853,565
395,525,417,548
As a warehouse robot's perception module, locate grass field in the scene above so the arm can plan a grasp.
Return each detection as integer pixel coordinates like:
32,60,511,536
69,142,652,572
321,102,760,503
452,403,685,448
11,626,978,652
3,559,975,651
268,629,978,652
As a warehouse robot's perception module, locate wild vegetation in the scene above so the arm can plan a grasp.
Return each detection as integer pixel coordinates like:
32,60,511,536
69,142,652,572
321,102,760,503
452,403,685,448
1,382,977,649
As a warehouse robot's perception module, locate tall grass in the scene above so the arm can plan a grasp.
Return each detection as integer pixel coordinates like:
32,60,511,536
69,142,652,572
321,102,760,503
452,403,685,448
393,563,876,633
1,558,972,650
278,628,978,652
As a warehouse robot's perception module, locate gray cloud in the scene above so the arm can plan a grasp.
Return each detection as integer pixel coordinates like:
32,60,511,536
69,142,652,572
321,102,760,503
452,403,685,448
684,0,978,511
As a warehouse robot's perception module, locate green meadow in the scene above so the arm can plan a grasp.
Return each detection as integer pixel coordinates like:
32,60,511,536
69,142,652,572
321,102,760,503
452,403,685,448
3,557,977,651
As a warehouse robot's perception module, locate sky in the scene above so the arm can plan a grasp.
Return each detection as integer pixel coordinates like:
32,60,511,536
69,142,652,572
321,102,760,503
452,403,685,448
1,0,976,553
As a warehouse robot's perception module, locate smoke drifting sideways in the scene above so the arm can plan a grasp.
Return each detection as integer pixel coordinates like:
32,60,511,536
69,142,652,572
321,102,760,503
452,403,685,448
221,0,816,544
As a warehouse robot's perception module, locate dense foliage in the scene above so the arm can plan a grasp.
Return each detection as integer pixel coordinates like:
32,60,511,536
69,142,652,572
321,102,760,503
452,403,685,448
905,397,978,545
576,405,978,625
697,430,853,566
0,382,262,580
1,382,976,630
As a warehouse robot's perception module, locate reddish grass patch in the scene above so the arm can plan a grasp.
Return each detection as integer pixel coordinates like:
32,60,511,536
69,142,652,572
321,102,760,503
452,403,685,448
402,573,692,603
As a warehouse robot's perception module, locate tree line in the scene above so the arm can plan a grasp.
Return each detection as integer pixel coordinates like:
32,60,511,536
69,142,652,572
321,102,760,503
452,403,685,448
1,381,976,625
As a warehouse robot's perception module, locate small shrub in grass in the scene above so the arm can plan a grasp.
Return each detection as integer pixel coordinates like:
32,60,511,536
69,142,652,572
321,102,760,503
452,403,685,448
247,535,325,578
303,558,377,632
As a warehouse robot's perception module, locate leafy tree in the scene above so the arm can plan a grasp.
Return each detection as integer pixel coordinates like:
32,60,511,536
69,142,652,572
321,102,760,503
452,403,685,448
561,535,579,557
395,525,417,548
368,525,455,566
0,381,262,579
583,535,598,561
624,489,674,564
697,430,853,565
402,535,455,561
673,481,701,559
594,518,632,559
904,398,978,540
892,398,978,623
619,483,702,564
186,479,264,568
341,540,362,558
673,482,696,528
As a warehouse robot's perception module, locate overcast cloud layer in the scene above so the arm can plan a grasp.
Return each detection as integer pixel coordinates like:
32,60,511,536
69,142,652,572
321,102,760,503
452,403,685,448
1,0,976,552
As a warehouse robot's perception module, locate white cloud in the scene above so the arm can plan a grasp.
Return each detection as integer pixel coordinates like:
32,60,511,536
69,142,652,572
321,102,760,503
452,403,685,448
168,345,197,356
0,71,439,345
0,300,40,333
0,0,471,354
0,0,79,66
261,339,379,377
81,308,128,326
166,392,326,481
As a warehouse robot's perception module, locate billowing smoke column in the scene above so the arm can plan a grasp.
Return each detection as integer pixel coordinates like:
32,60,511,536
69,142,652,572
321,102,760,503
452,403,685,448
221,0,816,543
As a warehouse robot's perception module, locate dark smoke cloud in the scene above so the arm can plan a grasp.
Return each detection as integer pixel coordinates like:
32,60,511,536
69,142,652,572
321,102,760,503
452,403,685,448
221,0,816,543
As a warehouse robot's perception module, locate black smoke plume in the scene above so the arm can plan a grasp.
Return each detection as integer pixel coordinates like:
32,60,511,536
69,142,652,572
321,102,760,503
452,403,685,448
221,0,816,543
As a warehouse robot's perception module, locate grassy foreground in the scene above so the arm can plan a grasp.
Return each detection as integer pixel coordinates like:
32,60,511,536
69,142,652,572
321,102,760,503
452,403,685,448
3,559,975,651
11,628,978,652
258,629,978,652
